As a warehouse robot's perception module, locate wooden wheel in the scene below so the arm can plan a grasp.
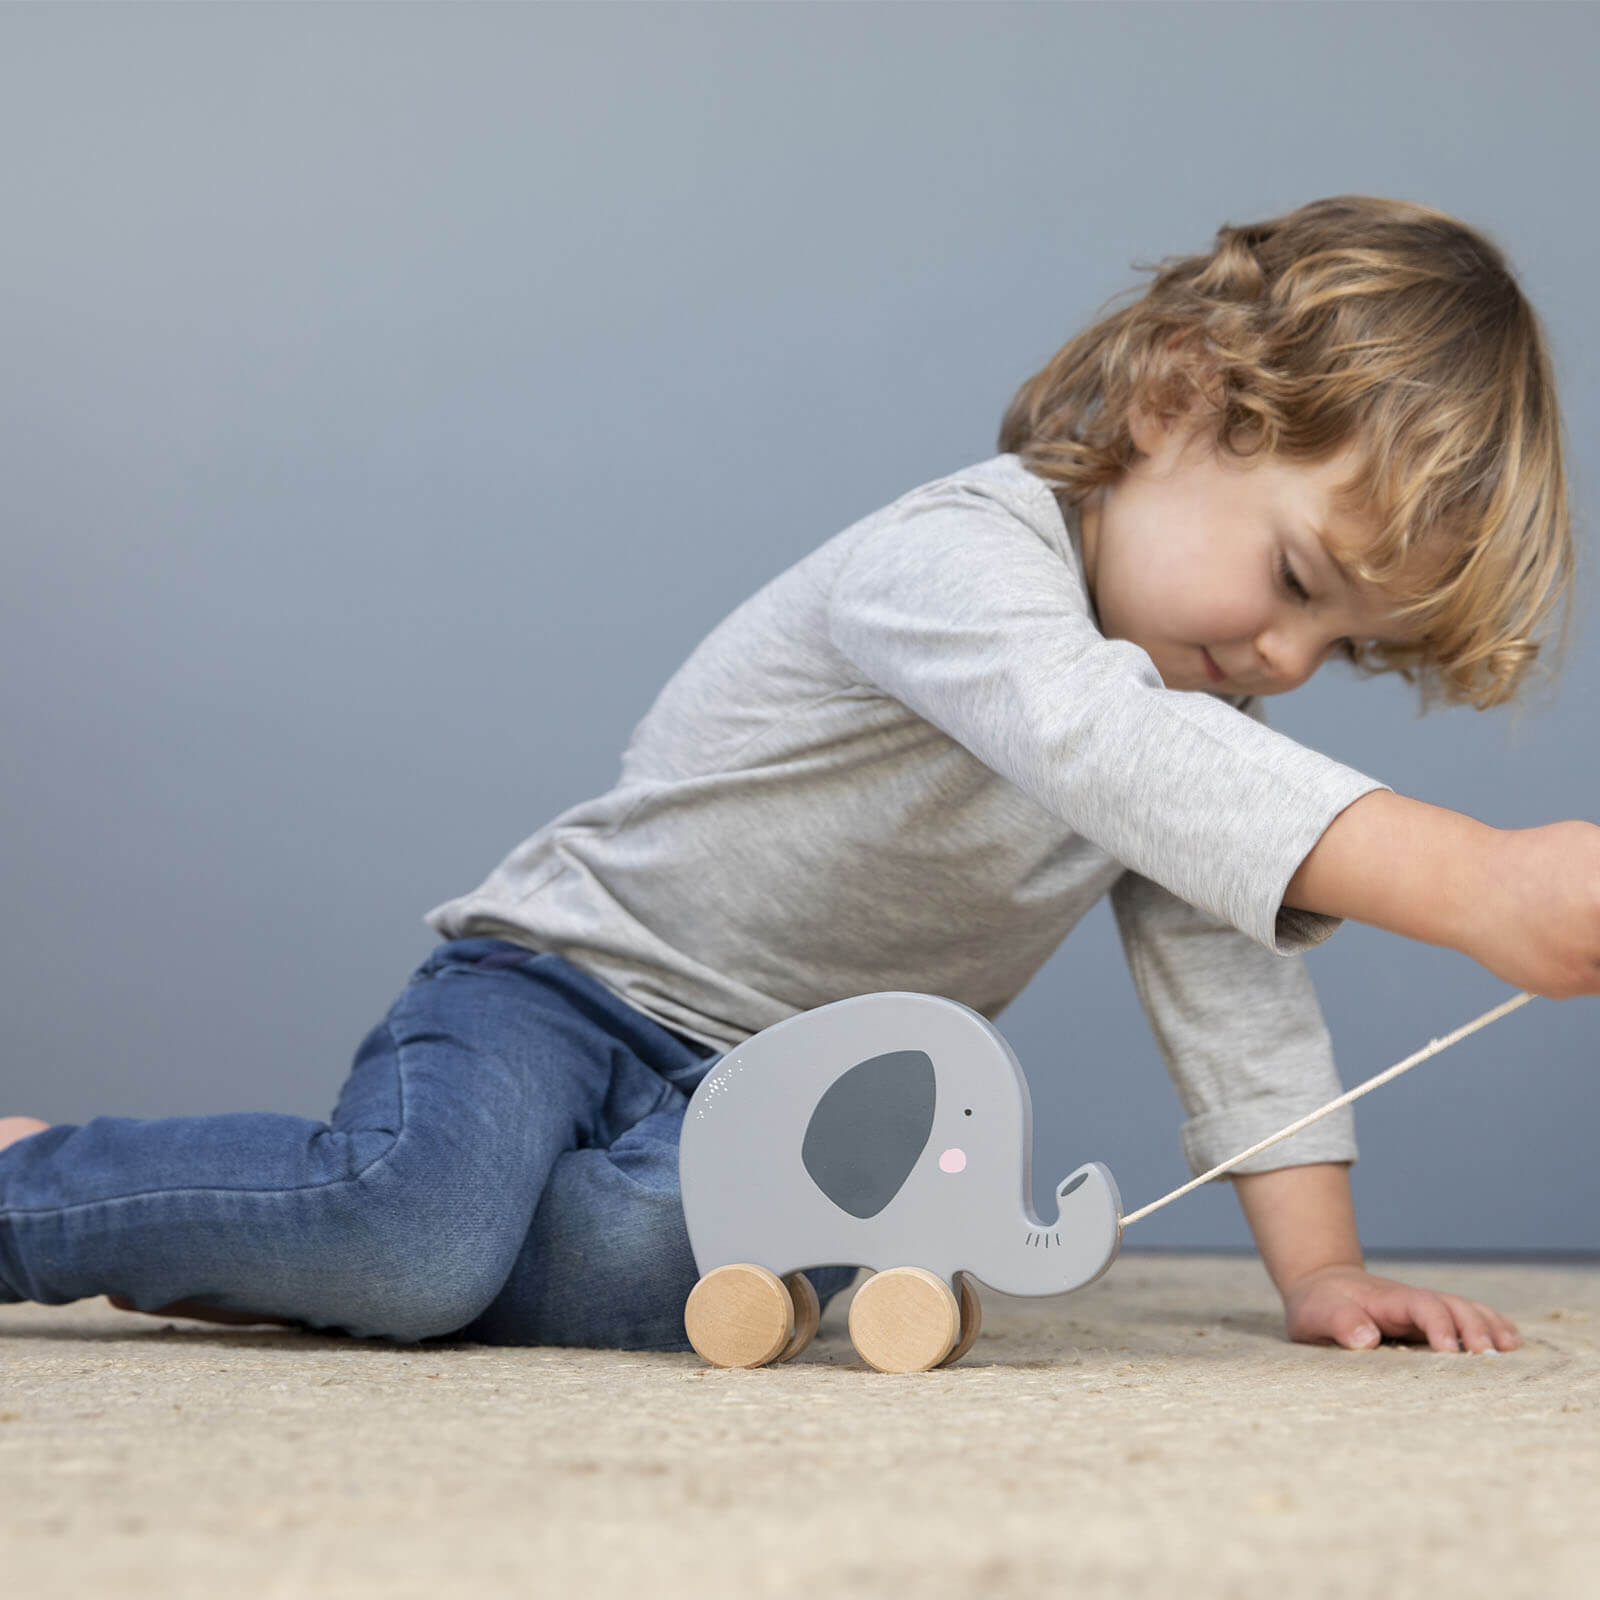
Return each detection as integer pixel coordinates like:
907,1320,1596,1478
933,1272,982,1367
847,1266,961,1373
684,1263,795,1368
774,1272,820,1362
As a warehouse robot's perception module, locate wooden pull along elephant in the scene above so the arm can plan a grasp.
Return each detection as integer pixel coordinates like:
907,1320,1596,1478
679,990,1122,1373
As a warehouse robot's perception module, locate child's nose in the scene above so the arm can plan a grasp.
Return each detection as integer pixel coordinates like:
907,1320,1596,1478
1256,627,1322,689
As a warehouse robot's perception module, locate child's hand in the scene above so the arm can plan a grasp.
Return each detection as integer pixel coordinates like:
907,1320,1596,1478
1465,820,1600,999
1285,796,1600,999
1280,1264,1522,1353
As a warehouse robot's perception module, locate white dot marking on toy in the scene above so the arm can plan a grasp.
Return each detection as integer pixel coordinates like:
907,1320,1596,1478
1119,989,1537,1228
691,1055,744,1120
939,1147,966,1173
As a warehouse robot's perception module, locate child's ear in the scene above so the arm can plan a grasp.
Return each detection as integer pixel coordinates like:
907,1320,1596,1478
1129,397,1210,467
1128,402,1172,459
1131,334,1226,461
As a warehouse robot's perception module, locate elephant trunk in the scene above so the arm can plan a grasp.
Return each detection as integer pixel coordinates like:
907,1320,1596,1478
967,1161,1123,1298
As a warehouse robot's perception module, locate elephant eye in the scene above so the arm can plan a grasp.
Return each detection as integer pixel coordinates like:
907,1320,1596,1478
963,1108,972,1116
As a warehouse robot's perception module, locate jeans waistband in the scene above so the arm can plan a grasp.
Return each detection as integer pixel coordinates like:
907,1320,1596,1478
418,937,721,1091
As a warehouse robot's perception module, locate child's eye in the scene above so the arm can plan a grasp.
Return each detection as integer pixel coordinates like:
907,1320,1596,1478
1278,551,1311,603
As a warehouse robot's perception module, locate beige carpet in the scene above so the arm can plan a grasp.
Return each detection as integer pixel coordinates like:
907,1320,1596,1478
2,1254,1595,1599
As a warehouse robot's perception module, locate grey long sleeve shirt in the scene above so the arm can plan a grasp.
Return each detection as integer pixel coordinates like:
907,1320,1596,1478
426,453,1387,1176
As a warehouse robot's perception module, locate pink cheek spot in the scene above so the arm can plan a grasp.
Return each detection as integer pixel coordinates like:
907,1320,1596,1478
939,1147,967,1174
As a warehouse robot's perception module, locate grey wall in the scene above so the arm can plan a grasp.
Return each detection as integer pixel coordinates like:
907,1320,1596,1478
2,2,1595,1253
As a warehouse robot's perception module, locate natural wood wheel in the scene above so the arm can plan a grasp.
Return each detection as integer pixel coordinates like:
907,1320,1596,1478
684,1263,794,1368
774,1272,821,1362
933,1272,982,1367
847,1266,961,1373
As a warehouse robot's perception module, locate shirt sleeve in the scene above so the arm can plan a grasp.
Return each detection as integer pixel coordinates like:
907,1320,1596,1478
1110,865,1358,1178
826,479,1390,955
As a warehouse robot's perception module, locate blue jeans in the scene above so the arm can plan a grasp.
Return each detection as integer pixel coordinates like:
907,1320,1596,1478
0,937,857,1348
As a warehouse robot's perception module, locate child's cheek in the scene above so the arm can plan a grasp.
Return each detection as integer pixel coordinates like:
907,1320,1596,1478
1199,588,1265,643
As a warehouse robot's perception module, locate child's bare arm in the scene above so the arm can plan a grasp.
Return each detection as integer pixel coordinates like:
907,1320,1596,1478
1283,790,1600,998
1262,791,1588,1351
1232,1162,1522,1353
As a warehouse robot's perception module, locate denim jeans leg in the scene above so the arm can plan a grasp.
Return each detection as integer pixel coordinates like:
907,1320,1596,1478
458,1093,861,1352
0,940,660,1342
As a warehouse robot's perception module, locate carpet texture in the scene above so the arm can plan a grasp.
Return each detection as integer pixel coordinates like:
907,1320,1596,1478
2,1253,1595,1598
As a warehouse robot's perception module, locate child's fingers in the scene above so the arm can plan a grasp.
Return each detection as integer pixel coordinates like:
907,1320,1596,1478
1468,1298,1523,1351
1385,1291,1461,1352
1437,1293,1501,1354
1320,1298,1382,1350
1433,1292,1522,1352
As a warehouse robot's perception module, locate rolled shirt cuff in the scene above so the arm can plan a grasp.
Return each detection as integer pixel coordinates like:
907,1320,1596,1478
1255,777,1392,957
1179,1096,1357,1179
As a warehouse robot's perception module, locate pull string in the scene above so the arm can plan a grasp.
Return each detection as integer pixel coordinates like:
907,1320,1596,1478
1118,989,1537,1228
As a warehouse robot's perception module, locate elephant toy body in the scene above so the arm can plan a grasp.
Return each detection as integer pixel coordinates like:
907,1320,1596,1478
678,990,1122,1367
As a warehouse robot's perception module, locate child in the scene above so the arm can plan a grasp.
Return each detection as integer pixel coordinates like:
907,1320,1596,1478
2,194,1588,1357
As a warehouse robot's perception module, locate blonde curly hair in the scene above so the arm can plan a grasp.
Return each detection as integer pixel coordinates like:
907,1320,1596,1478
997,195,1575,710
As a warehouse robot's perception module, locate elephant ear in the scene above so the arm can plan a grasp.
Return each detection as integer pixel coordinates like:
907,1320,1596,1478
801,1050,936,1220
